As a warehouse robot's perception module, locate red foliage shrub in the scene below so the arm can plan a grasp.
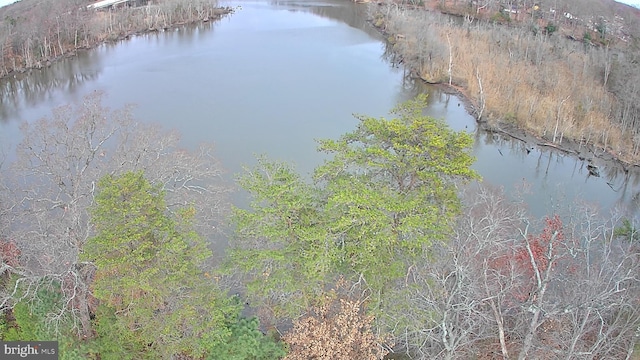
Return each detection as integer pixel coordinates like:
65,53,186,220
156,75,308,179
0,240,21,268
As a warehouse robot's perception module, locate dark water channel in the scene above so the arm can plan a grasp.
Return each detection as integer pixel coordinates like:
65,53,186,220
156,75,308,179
0,0,638,219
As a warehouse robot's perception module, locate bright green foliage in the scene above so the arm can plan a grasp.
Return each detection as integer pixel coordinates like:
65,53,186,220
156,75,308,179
232,158,333,318
83,171,240,359
91,305,143,360
2,302,39,341
315,94,478,292
614,218,640,242
231,96,478,318
208,317,287,360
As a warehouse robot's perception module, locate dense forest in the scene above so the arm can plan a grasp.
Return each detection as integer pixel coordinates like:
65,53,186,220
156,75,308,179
1,0,640,359
370,0,640,165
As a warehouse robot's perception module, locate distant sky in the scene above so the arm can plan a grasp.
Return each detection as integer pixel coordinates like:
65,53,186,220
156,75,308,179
619,0,640,7
0,0,17,8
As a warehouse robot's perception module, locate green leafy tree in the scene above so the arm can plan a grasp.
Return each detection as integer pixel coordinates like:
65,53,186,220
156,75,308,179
231,158,333,319
231,95,478,320
2,93,230,340
315,94,478,293
208,316,287,360
83,171,240,359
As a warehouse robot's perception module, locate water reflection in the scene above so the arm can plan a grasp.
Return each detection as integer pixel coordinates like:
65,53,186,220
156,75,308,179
0,50,102,122
473,128,640,216
269,0,382,39
0,0,378,125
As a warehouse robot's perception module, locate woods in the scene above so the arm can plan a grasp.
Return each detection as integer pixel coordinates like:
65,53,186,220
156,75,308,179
390,186,640,359
0,94,281,359
0,93,640,358
84,172,237,358
229,95,478,323
371,0,640,164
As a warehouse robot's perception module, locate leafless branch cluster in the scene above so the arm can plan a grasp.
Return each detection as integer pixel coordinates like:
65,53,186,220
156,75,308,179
0,0,227,78
388,184,640,359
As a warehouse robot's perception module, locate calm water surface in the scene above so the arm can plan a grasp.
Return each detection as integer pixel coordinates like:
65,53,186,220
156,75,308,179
0,0,638,218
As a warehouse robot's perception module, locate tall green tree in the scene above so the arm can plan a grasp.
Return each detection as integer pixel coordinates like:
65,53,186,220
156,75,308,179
2,93,230,339
232,158,331,319
230,95,478,320
315,94,478,292
83,171,239,359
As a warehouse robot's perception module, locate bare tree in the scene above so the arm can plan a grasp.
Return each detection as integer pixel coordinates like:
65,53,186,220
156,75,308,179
369,1,640,162
515,205,640,359
1,92,230,339
0,0,228,78
388,184,527,359
387,184,640,359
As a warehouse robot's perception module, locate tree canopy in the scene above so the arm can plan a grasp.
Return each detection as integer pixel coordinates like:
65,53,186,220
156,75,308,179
83,171,239,359
230,95,478,320
2,93,640,359
316,95,478,290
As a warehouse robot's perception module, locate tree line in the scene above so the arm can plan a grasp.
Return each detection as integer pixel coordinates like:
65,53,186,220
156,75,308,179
1,94,640,358
370,0,640,165
0,0,229,78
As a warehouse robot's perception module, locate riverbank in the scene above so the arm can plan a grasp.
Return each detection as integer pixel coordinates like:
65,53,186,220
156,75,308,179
367,1,640,171
432,82,635,181
0,0,232,81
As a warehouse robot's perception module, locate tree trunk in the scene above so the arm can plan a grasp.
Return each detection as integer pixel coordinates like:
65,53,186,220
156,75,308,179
447,33,453,86
490,298,509,359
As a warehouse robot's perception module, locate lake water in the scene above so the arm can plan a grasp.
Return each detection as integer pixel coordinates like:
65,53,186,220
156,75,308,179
0,0,638,218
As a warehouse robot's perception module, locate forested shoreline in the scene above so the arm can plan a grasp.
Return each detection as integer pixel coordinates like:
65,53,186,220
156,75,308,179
369,0,640,165
0,0,231,78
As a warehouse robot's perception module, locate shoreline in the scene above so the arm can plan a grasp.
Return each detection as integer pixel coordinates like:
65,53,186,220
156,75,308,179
368,12,638,177
432,82,635,175
2,1,634,181
0,6,233,83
